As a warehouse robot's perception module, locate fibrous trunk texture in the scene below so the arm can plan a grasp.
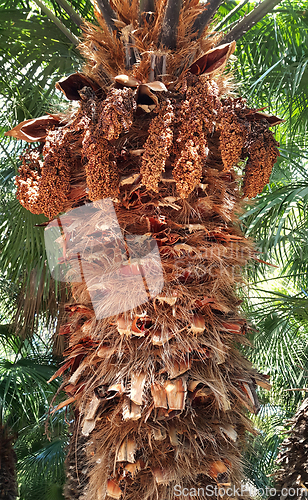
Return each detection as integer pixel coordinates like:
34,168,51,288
269,399,308,500
0,426,17,500
7,1,281,499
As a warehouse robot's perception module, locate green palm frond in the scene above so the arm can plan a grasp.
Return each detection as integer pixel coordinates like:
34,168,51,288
20,438,66,482
242,285,308,493
16,411,68,500
0,357,59,429
0,327,67,499
0,324,23,353
0,194,69,336
49,0,94,25
0,7,82,122
235,1,308,143
18,438,66,500
0,4,84,333
243,285,308,407
0,328,67,499
0,198,48,282
242,181,308,293
244,405,287,492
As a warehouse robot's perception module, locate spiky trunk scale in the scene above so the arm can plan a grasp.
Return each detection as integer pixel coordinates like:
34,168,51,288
7,2,281,499
58,167,259,500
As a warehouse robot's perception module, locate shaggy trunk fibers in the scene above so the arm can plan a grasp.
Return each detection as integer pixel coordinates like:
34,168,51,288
7,1,281,499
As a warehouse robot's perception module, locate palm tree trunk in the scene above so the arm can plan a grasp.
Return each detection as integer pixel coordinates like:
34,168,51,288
269,399,308,500
0,426,17,500
8,1,281,499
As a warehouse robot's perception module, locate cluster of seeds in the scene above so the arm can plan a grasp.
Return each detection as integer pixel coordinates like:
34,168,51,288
15,77,280,221
172,137,206,198
243,121,280,198
97,88,136,140
82,88,136,201
16,128,76,219
140,99,174,192
220,99,248,171
82,133,118,201
171,80,220,197
39,129,76,219
15,147,42,214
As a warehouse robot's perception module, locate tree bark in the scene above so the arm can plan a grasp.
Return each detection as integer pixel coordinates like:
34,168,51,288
192,0,224,38
0,426,17,500
9,3,282,499
53,0,84,28
139,0,155,13
96,0,119,34
269,398,308,499
221,0,283,44
159,0,182,49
